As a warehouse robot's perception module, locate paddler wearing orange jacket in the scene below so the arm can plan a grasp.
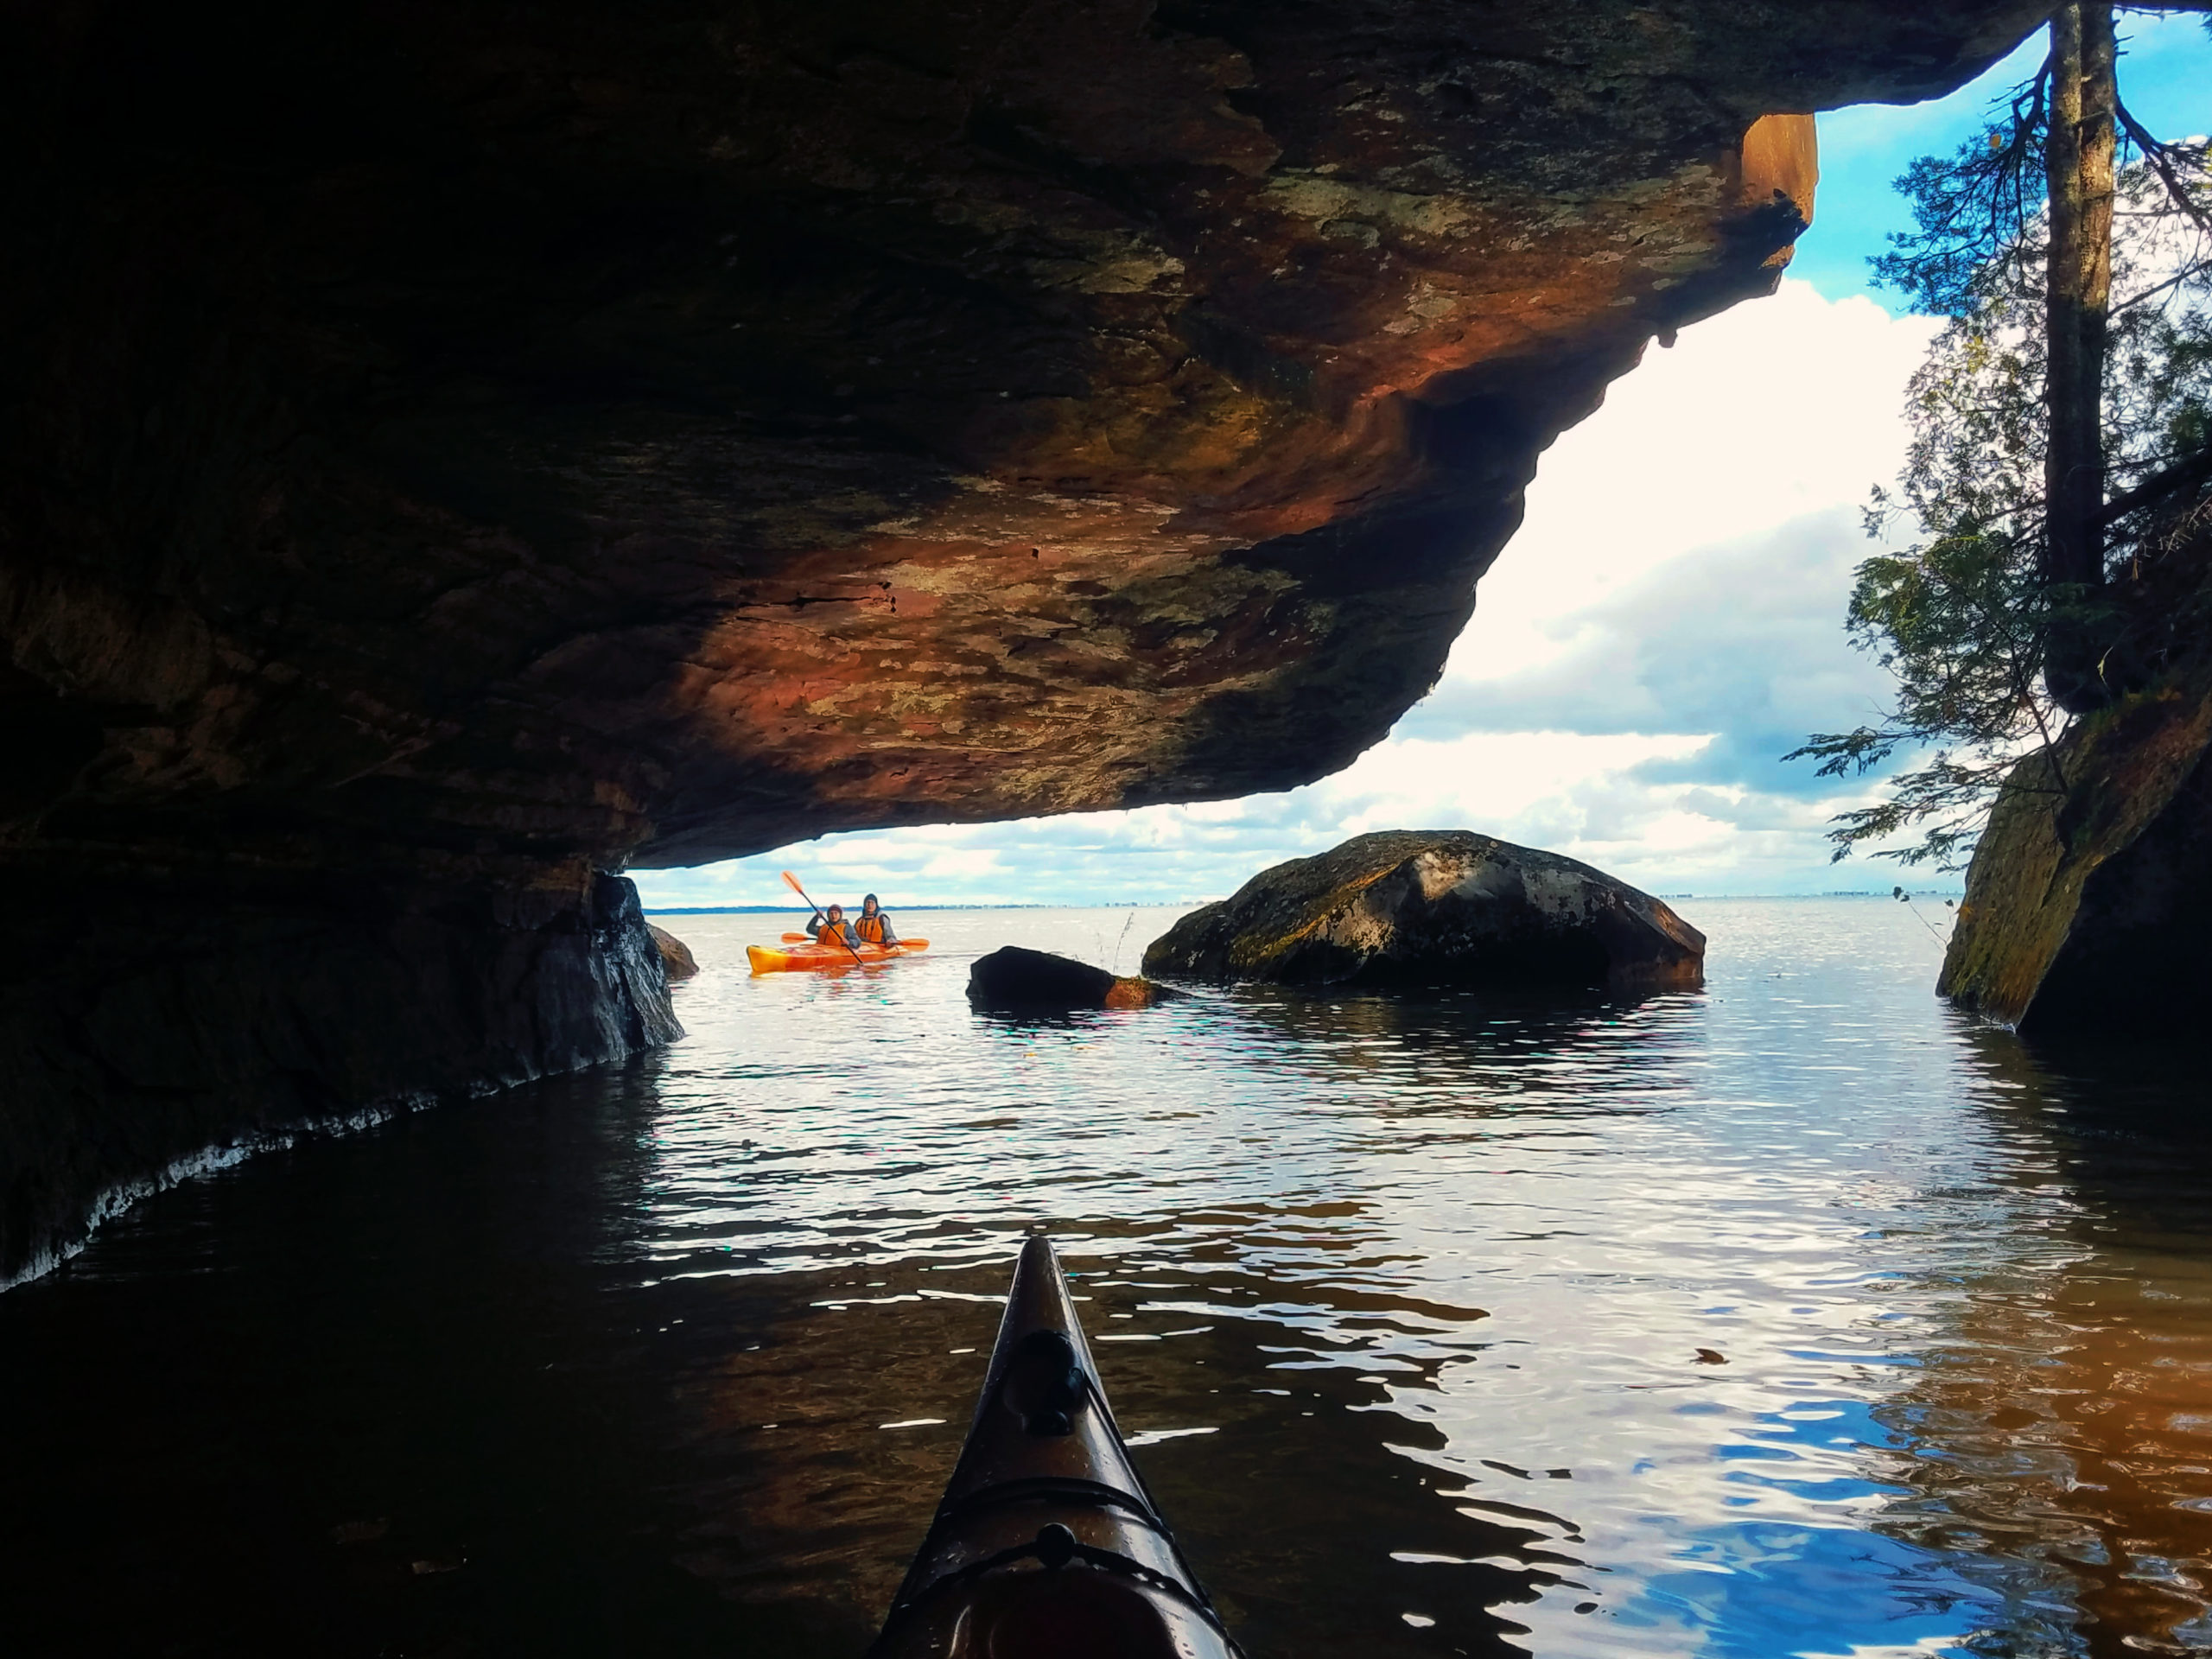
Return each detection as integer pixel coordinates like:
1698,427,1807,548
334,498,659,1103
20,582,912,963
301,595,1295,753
853,893,899,946
807,903,857,947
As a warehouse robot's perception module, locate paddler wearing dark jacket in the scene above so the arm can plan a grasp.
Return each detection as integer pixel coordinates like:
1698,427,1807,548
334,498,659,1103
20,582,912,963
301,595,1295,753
807,903,857,946
853,893,899,946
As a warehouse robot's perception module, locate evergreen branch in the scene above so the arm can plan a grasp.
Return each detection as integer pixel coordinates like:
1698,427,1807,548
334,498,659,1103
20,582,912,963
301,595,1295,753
2114,98,2212,238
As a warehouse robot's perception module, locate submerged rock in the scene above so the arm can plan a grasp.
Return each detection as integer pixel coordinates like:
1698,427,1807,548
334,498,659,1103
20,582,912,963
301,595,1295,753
967,947,1175,1014
1143,830,1704,991
648,925,699,982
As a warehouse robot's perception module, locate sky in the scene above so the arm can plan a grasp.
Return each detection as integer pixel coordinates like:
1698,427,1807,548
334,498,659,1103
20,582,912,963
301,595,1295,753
633,14,2212,912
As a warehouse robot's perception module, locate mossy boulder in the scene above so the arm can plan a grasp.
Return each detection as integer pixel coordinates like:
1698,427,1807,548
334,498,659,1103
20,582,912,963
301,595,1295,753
1142,830,1704,991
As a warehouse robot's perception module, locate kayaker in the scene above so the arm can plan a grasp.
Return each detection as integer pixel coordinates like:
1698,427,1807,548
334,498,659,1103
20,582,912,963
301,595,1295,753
808,903,857,947
854,893,899,947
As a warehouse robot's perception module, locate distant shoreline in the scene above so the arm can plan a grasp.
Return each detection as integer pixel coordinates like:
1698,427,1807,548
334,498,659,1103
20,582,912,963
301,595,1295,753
639,892,1961,915
638,902,1196,914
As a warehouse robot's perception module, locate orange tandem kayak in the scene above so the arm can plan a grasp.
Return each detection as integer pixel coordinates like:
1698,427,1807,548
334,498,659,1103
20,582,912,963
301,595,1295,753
746,938,931,975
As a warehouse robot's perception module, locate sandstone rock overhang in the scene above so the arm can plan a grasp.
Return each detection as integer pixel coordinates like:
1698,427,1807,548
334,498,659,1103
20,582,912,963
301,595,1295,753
1144,829,1706,990
0,1,2053,1282
3,0,2050,881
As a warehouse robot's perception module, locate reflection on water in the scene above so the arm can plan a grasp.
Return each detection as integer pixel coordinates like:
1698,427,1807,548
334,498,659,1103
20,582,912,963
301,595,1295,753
1869,1033,2212,1656
3,900,2209,1657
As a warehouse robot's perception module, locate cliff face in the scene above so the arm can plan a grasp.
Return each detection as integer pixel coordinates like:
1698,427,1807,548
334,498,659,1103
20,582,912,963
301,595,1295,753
1,872,677,1287
0,0,2051,1278
1938,488,2212,1037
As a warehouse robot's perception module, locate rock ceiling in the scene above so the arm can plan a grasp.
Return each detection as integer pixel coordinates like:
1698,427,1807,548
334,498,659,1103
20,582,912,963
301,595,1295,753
2,0,2052,881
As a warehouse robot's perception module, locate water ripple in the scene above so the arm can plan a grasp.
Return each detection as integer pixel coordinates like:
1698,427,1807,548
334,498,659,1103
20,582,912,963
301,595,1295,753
3,899,2209,1658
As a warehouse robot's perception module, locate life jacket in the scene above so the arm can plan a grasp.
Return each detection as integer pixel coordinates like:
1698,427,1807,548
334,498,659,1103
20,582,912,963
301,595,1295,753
855,913,888,944
817,919,855,946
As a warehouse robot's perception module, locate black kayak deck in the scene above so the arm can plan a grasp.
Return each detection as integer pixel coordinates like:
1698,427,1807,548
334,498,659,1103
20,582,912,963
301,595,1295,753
868,1235,1243,1658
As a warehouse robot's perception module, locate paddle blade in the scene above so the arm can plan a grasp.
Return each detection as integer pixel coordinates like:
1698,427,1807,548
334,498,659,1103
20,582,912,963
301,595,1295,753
780,869,806,896
781,932,810,943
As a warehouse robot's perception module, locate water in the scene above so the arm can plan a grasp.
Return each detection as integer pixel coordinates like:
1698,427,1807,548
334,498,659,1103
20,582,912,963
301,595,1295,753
5,899,2211,1658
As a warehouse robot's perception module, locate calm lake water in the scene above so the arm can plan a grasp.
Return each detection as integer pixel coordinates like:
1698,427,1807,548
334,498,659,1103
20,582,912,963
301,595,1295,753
6,899,2212,1657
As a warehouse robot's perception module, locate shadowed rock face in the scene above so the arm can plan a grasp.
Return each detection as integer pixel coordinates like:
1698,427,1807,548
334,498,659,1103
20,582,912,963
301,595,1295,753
0,0,2047,1277
0,872,677,1288
3,0,2048,876
1144,830,1706,989
967,944,1173,1012
1940,679,2212,1037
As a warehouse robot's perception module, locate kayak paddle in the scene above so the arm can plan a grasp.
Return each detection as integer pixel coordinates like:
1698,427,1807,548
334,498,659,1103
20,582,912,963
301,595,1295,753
781,869,864,963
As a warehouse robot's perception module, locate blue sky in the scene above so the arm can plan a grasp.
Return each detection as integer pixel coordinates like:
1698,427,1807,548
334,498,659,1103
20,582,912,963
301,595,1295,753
1796,11,2212,308
634,14,2212,911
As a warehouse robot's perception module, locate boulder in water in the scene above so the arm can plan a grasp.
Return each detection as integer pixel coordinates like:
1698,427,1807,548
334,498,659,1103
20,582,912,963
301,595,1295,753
967,946,1174,1013
648,924,699,981
1142,830,1703,992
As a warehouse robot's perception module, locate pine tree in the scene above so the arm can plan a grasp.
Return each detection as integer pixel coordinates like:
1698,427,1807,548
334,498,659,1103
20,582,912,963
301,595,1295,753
1789,4,2212,867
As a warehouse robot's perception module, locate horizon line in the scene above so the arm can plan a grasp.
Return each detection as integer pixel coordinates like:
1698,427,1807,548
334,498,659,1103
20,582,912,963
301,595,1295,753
639,890,1965,915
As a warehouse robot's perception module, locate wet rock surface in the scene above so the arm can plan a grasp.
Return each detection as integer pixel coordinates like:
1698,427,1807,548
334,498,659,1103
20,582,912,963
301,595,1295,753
0,872,677,1285
1144,830,1706,991
968,946,1173,1013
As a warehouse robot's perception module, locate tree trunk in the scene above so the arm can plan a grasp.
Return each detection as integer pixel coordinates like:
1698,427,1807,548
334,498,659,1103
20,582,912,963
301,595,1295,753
2043,2,2117,709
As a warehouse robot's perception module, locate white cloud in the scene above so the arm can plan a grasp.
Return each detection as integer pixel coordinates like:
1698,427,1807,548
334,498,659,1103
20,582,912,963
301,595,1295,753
634,280,1950,912
1447,281,1938,683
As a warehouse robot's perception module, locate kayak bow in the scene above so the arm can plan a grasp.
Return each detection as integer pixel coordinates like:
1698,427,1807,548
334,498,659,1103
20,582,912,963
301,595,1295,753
870,1236,1243,1659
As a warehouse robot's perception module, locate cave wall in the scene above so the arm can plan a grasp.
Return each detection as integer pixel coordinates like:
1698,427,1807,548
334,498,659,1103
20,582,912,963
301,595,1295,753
1,871,677,1287
0,0,2055,1279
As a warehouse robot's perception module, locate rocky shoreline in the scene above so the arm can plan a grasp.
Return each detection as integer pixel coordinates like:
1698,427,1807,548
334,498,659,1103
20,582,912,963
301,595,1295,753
0,871,677,1287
